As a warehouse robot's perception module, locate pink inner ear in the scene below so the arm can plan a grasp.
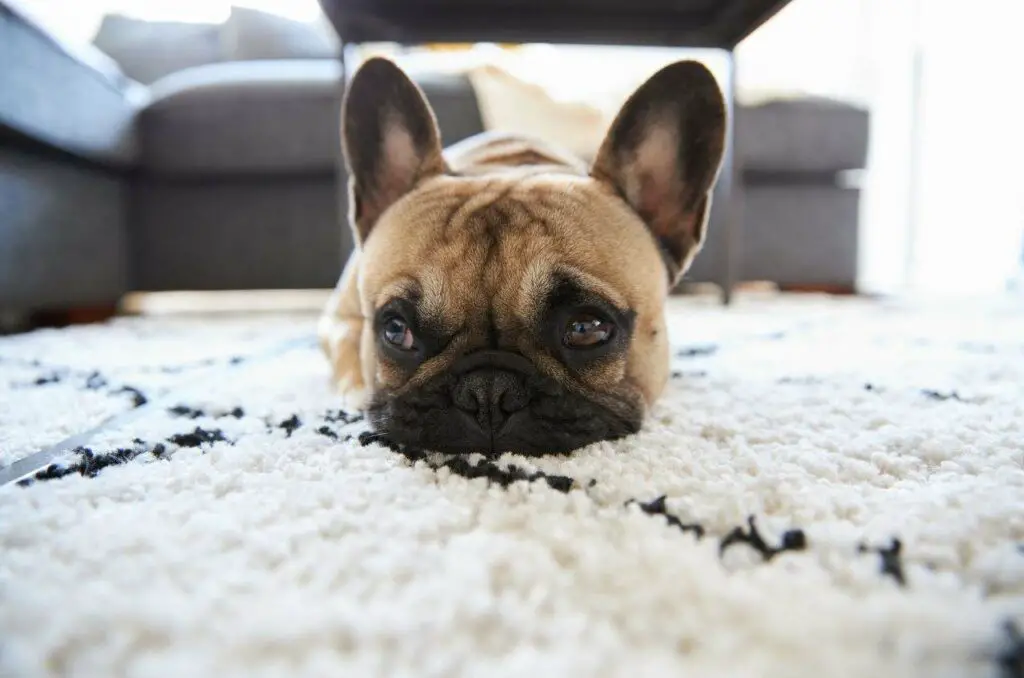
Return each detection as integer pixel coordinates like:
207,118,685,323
634,124,680,185
634,170,666,226
384,123,419,181
362,122,424,227
379,123,419,196
628,123,684,234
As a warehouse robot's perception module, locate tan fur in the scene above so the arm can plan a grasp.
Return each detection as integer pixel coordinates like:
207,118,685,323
319,58,725,438
318,133,671,413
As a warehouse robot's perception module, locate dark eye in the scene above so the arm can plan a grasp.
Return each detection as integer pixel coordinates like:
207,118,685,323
382,316,415,351
563,314,615,349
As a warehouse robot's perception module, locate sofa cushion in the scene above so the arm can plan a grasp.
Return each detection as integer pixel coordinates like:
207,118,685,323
93,14,227,86
94,9,341,85
738,97,869,173
221,6,339,62
0,3,140,167
683,184,860,288
138,60,484,175
460,62,869,173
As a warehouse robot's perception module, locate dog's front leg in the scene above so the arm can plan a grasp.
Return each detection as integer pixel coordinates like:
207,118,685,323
318,251,368,407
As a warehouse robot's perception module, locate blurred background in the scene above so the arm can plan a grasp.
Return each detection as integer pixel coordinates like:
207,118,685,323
1,0,1022,329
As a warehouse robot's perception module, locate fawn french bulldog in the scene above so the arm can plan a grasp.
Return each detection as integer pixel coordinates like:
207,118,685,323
319,57,726,455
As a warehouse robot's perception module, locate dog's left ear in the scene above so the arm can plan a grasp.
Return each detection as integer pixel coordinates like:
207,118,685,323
342,57,447,244
591,61,727,282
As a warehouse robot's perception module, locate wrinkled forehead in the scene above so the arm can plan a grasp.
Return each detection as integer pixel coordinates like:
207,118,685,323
359,174,665,329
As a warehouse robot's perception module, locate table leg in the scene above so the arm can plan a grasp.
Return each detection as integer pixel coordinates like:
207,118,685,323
720,48,744,306
335,46,356,267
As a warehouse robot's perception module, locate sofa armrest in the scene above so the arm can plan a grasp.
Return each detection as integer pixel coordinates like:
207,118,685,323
0,148,129,311
0,2,142,168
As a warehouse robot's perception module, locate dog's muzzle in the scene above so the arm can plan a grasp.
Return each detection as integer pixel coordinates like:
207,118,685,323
370,348,640,455
450,350,534,439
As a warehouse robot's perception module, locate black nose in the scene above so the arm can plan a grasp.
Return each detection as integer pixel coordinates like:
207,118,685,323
452,368,529,433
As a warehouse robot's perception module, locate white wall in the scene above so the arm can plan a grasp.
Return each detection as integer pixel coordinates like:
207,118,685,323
909,0,1024,295
854,0,922,295
743,0,1024,296
736,0,872,106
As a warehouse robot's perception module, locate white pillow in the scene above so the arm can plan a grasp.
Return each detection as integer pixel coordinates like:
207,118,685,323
466,65,610,163
221,6,338,62
4,0,132,89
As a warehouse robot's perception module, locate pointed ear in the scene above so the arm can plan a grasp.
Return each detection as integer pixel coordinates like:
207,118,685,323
342,57,447,244
590,60,727,282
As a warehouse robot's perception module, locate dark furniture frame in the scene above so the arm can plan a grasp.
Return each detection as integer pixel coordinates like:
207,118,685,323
317,0,793,303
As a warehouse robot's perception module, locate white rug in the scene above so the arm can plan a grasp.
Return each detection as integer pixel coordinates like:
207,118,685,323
1,294,1023,678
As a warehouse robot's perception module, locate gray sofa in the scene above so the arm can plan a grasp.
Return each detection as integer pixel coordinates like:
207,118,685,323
0,3,869,314
689,97,867,290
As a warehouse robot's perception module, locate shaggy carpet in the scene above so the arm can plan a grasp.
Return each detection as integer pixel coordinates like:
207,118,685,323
1,294,1022,678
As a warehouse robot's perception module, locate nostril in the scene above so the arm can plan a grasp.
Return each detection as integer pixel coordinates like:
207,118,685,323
452,382,481,414
452,369,528,429
499,388,528,414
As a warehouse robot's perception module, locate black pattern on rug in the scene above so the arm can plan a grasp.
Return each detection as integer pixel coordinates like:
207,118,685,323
19,439,162,484
676,344,719,358
921,389,971,403
858,539,907,586
629,496,807,562
356,432,578,493
999,621,1024,678
7,364,152,409
12,403,890,577
14,405,365,487
0,353,245,377
168,404,246,420
720,516,808,561
0,392,963,607
632,495,705,537
627,494,914,580
11,404,777,553
1,346,296,437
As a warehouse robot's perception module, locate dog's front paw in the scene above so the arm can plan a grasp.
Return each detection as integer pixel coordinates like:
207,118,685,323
318,313,366,404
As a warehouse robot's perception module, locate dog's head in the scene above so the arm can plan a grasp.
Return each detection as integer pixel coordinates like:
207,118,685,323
342,57,726,455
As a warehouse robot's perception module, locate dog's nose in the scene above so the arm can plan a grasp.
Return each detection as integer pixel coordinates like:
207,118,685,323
452,369,528,433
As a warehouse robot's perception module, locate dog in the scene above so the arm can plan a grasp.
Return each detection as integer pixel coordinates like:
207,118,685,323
318,56,726,455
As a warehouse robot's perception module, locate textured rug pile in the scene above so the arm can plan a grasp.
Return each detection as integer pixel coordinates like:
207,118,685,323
1,294,1023,677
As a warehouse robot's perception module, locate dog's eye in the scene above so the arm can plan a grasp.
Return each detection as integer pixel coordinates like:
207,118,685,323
564,314,615,349
382,317,415,351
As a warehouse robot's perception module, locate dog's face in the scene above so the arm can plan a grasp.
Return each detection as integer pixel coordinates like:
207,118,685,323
341,58,725,455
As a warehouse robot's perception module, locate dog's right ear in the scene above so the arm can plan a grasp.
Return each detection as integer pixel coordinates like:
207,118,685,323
590,60,726,283
342,57,446,244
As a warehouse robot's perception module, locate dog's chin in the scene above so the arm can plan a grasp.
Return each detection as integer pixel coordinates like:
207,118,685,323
366,373,643,456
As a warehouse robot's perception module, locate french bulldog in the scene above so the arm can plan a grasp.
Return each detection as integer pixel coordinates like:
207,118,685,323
318,56,726,455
